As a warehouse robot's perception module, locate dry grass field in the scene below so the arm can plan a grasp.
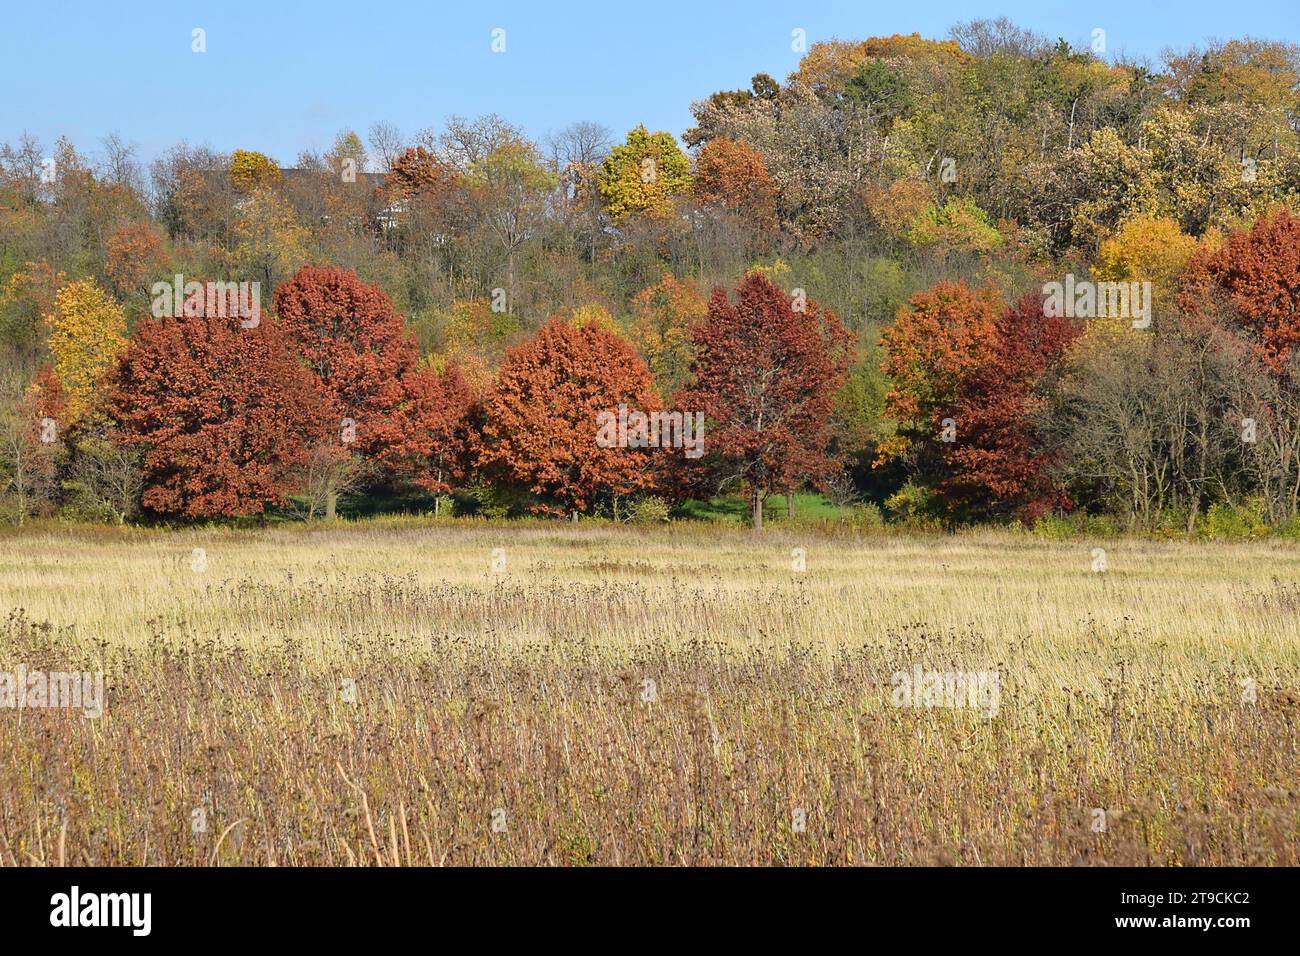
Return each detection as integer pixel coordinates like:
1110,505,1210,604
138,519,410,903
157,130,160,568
0,518,1297,865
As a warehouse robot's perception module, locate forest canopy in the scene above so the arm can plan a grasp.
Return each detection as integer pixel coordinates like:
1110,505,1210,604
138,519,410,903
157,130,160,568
3,18,1300,532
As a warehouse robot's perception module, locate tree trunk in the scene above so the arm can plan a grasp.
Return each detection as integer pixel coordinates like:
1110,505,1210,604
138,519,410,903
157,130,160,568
325,490,338,521
786,491,795,519
752,488,764,531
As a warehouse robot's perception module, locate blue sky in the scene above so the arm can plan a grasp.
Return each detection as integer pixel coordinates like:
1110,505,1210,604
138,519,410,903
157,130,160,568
2,0,1297,169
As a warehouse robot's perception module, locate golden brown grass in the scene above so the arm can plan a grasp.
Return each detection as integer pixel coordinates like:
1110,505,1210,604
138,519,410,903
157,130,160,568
0,518,1296,865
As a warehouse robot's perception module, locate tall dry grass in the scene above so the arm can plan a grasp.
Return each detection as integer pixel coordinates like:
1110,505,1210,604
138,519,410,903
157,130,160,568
0,520,1296,864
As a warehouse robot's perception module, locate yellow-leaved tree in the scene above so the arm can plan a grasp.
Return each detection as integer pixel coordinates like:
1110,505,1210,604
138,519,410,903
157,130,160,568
44,278,128,426
228,149,282,193
568,304,618,334
1088,215,1213,341
1092,215,1201,288
233,189,310,291
596,126,692,223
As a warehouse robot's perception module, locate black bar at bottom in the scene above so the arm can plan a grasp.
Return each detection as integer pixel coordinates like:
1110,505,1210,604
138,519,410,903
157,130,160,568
0,866,1285,944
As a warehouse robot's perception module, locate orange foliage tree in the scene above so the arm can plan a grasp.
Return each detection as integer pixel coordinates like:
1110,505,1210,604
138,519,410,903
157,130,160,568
880,281,1001,450
107,311,325,518
105,223,168,298
388,360,480,509
880,281,1078,520
380,146,458,203
1178,208,1300,372
476,318,661,517
273,265,421,459
694,137,778,234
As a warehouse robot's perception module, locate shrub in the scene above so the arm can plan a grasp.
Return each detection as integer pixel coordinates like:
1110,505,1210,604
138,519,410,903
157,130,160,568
629,495,672,525
1273,514,1300,539
885,481,941,529
1201,499,1269,540
844,502,884,530
465,484,530,520
1032,514,1076,540
1033,512,1122,539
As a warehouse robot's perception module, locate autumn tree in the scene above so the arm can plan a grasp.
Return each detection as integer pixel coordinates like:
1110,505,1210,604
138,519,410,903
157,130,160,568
43,278,128,427
1166,38,1300,171
105,222,169,311
1178,208,1300,373
0,368,62,524
880,281,1083,520
596,125,692,223
476,318,661,517
426,298,520,393
1041,128,1158,255
107,310,324,518
879,281,1001,468
0,261,66,378
273,266,421,517
1093,215,1201,287
26,364,66,427
105,223,167,292
791,34,968,94
228,149,281,192
149,143,238,243
328,130,366,179
942,294,1080,519
380,146,457,203
389,360,479,512
674,273,852,529
43,276,146,521
1173,210,1300,527
906,197,1002,253
865,178,934,242
378,145,464,240
233,189,309,291
462,139,557,303
693,137,777,234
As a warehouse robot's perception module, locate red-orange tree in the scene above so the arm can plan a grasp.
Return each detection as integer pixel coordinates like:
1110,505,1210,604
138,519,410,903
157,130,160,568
390,360,480,505
944,293,1079,519
880,281,1001,460
476,318,661,517
674,273,852,529
273,265,419,460
380,146,457,202
693,137,778,235
881,282,1078,520
1179,208,1300,373
105,223,168,298
107,312,324,518
378,146,462,234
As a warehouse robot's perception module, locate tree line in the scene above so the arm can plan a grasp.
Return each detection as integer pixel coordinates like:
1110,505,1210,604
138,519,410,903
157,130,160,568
2,17,1300,531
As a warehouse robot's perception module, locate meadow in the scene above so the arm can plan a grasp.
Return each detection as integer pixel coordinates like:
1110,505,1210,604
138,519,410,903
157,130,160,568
0,518,1296,865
